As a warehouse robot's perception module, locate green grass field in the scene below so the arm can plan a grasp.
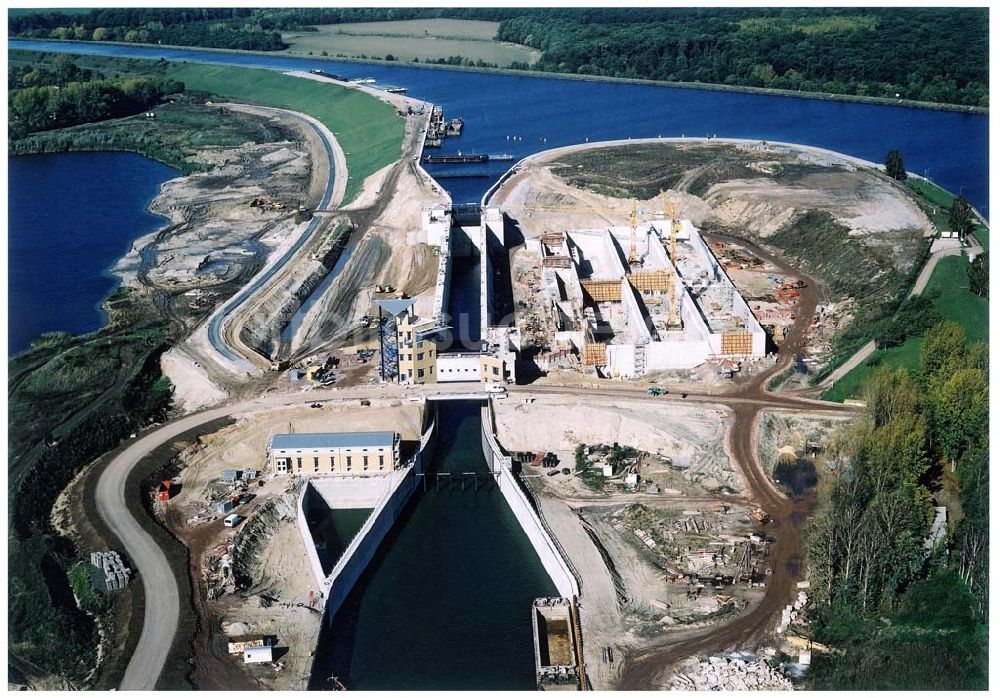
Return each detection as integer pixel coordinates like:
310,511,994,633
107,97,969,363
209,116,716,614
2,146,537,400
281,18,540,66
823,254,988,401
906,179,989,251
9,52,403,203
163,62,403,204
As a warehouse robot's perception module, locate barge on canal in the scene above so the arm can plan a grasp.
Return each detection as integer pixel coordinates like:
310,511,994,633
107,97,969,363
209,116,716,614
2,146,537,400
532,597,580,691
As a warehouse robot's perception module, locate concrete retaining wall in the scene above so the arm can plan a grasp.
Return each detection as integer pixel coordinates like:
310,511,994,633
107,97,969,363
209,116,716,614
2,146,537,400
297,483,328,592
481,402,580,599
297,403,438,643
320,466,417,625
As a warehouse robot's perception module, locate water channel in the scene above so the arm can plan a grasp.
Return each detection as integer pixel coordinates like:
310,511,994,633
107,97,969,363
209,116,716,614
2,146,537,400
308,401,557,690
7,39,990,688
10,40,989,215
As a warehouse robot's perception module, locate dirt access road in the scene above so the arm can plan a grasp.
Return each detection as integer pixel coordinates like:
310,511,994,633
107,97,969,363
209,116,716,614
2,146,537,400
613,232,832,688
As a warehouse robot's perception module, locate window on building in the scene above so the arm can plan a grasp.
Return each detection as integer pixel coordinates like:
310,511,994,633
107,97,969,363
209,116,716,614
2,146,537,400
296,457,302,470
379,454,385,469
417,352,424,361
346,456,352,469
418,368,425,378
363,456,369,470
330,457,336,470
493,366,500,375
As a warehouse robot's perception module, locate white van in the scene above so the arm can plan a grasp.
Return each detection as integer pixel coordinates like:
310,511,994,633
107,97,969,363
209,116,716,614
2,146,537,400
223,514,243,528
485,383,507,394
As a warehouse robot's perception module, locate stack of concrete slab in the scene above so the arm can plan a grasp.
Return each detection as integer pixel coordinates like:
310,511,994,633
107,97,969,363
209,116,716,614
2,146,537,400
670,653,794,691
90,551,131,591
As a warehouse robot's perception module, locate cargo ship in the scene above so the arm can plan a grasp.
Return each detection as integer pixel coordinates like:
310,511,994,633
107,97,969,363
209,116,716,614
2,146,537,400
423,153,489,164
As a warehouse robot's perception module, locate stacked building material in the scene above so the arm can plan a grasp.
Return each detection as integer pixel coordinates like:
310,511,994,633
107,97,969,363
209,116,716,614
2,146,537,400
90,551,131,591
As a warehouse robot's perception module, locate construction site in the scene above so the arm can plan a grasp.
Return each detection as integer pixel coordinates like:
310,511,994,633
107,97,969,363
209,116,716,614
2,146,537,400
502,200,767,380
151,399,423,689
489,138,932,388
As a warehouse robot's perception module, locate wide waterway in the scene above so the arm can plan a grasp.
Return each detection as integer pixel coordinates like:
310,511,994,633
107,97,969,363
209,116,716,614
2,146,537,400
10,39,989,215
308,401,557,690
7,151,177,355
6,40,989,688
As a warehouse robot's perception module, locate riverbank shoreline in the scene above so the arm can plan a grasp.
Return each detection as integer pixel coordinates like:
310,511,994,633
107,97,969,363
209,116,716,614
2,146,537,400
10,39,988,116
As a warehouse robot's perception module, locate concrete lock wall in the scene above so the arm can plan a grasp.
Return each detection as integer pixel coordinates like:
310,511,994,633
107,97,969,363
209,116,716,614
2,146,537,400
319,407,438,622
320,466,418,625
297,482,329,592
481,403,580,599
298,404,437,647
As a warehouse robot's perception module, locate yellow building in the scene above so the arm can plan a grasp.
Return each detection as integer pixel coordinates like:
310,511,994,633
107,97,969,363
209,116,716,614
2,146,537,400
396,312,438,384
267,431,400,476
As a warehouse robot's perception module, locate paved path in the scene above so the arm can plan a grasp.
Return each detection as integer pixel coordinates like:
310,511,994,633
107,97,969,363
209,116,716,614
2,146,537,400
204,105,345,370
820,243,981,388
96,406,233,690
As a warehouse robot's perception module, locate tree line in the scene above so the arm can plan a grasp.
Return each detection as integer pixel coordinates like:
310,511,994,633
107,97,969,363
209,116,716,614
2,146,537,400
9,72,184,140
805,320,987,688
9,8,986,107
494,8,987,107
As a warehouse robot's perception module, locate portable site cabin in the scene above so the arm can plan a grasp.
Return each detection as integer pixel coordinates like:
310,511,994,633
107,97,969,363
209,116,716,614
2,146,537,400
243,645,274,663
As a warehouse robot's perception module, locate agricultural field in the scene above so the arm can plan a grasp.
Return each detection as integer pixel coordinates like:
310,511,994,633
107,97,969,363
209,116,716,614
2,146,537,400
823,254,988,401
281,18,540,66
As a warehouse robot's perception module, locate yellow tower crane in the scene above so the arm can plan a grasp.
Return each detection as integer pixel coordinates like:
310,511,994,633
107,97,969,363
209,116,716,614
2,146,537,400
628,199,641,266
660,191,682,327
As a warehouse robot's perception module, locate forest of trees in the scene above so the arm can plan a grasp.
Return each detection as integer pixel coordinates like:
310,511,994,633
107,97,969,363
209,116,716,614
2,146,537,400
805,321,988,689
8,55,183,140
494,8,988,107
9,8,988,107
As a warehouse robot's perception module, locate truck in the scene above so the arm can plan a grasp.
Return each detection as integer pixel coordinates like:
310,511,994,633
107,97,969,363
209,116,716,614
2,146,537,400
647,386,669,396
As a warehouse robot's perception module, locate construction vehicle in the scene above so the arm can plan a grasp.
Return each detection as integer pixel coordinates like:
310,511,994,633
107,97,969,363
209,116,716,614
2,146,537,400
751,507,772,524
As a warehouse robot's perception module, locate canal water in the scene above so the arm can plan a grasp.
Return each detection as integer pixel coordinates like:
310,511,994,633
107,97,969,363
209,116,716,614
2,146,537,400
305,505,372,576
10,39,989,216
308,401,557,690
6,40,988,687
7,151,177,355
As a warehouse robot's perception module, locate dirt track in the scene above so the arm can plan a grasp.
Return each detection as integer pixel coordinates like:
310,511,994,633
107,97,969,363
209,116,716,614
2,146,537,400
616,232,823,689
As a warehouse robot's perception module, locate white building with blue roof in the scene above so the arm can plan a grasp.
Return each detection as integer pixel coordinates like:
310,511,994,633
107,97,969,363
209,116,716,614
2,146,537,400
267,431,400,477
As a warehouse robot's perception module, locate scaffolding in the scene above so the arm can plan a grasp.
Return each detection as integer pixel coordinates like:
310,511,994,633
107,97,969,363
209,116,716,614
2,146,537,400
581,279,622,303
582,343,607,366
720,331,754,355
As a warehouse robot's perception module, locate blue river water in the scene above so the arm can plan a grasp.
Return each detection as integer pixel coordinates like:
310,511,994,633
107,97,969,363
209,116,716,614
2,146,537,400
5,41,989,689
7,151,177,355
10,39,989,214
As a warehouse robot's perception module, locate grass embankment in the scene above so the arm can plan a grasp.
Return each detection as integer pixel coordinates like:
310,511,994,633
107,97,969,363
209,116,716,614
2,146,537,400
823,254,988,401
10,50,405,204
163,62,402,203
822,176,989,401
281,18,539,66
906,178,989,250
